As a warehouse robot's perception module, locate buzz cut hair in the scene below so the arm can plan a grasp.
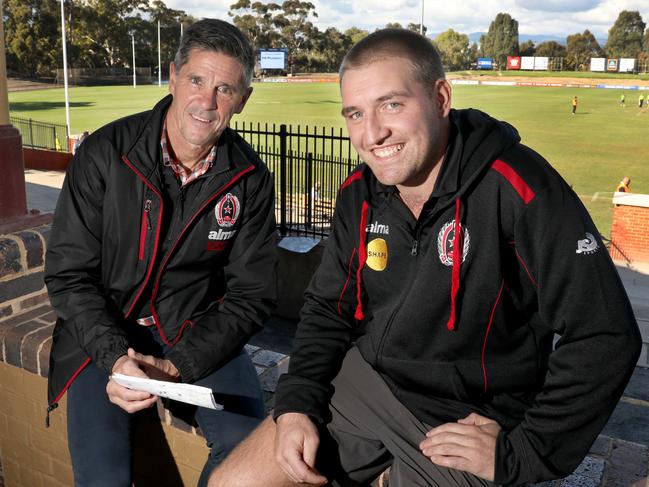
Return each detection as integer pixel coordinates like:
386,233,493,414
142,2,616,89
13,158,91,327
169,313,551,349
339,28,445,86
173,19,255,87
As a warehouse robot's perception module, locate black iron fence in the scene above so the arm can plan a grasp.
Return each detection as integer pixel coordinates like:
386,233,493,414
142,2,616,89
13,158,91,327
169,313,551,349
10,116,69,152
232,122,362,238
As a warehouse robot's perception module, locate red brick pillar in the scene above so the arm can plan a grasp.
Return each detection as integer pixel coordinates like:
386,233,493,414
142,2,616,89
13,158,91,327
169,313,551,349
610,193,649,264
0,0,28,222
0,125,27,220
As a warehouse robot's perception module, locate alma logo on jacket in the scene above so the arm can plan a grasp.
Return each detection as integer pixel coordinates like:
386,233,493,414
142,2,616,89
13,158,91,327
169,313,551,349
437,220,470,266
366,221,389,235
215,193,240,227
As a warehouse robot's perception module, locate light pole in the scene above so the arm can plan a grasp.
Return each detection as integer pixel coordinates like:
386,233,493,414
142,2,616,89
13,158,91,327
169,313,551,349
59,0,71,138
131,34,136,88
420,0,424,35
157,20,162,87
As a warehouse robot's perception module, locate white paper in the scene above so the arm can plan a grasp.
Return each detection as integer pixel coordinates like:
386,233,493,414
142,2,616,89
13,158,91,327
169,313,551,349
111,373,222,410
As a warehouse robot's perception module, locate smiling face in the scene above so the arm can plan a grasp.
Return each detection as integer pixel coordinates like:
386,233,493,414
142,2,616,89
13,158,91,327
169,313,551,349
167,48,252,164
341,57,451,195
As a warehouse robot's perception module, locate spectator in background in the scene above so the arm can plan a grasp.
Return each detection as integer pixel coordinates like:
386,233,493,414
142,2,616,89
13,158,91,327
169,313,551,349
616,177,631,193
72,131,89,154
572,96,578,114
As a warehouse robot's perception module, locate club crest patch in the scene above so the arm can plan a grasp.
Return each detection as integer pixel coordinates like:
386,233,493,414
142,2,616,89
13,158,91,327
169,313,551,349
576,232,599,255
215,193,240,227
437,220,470,266
366,238,388,271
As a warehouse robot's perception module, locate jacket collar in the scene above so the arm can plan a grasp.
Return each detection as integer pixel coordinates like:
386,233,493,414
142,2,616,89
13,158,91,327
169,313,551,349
123,94,254,188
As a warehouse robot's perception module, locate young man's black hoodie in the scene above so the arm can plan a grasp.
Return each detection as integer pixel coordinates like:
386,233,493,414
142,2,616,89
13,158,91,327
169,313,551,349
274,108,641,484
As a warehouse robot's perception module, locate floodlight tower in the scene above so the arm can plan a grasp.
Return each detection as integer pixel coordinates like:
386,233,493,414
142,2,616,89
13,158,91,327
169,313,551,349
420,0,424,35
60,0,71,138
131,34,136,88
158,20,162,87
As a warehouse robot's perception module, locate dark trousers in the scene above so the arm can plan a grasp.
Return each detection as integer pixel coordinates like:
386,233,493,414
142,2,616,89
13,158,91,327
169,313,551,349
67,347,264,487
318,347,495,487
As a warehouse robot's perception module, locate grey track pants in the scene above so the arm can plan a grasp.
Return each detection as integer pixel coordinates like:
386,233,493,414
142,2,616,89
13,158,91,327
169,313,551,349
318,346,496,487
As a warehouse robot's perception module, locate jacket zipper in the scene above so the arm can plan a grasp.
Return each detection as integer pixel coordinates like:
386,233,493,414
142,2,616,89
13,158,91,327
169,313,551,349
138,199,152,261
120,155,164,319
148,164,256,345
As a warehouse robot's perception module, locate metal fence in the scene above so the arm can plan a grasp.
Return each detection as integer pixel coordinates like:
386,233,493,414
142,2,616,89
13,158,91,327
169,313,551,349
232,122,362,238
10,116,69,152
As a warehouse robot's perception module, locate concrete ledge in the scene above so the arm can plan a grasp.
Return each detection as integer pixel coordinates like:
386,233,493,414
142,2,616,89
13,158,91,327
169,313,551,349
613,192,649,209
0,303,289,486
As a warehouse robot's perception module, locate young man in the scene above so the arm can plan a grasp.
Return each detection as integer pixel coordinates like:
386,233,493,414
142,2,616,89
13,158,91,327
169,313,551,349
45,19,277,487
210,29,641,487
572,96,578,114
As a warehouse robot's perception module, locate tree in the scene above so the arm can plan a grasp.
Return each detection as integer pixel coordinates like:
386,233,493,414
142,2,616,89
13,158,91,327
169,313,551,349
274,0,319,72
519,40,535,56
480,13,519,69
407,23,427,35
309,27,351,72
535,41,566,58
344,27,368,45
605,10,645,58
228,0,283,49
565,30,603,70
384,22,403,29
433,29,471,71
3,0,62,77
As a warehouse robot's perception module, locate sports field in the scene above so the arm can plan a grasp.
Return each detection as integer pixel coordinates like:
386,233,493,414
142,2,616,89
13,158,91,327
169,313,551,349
8,82,649,236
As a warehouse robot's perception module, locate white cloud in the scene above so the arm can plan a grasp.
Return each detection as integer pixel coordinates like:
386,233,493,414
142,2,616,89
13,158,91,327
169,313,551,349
167,0,649,39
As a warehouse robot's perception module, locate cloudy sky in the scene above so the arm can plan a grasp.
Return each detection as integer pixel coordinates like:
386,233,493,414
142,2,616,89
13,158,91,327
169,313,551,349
166,0,649,40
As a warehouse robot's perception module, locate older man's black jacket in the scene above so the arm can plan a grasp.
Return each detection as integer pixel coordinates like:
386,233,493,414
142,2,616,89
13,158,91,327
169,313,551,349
45,95,277,411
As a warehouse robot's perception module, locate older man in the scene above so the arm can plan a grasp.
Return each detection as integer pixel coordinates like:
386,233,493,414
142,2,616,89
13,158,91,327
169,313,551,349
45,19,276,487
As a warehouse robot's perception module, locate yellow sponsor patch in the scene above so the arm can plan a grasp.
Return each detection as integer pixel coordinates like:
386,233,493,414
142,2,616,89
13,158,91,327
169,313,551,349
366,238,388,271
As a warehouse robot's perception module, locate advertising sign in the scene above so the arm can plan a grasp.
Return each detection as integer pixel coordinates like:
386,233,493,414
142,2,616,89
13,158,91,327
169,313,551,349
607,58,619,72
258,49,288,70
534,57,549,71
619,58,635,73
520,56,535,70
477,58,493,70
507,56,521,70
590,58,606,72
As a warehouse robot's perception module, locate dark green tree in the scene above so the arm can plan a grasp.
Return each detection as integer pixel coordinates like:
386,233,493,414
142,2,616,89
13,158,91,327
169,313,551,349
519,40,535,56
3,0,61,77
407,23,427,35
605,10,645,58
384,22,403,29
535,41,566,58
228,0,283,49
480,13,519,69
565,30,603,70
274,0,319,72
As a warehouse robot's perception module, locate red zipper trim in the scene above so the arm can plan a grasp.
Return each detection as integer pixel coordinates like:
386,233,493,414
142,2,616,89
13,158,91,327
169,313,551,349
481,280,505,393
121,155,164,319
51,357,91,406
150,164,256,345
338,248,357,316
138,204,149,261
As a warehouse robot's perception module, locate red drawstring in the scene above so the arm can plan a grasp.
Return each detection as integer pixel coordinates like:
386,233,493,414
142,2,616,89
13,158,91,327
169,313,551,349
446,198,463,331
355,201,369,321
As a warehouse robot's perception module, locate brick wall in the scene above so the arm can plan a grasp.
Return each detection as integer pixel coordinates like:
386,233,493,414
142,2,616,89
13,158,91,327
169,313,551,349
610,193,649,264
0,226,51,321
0,223,290,486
